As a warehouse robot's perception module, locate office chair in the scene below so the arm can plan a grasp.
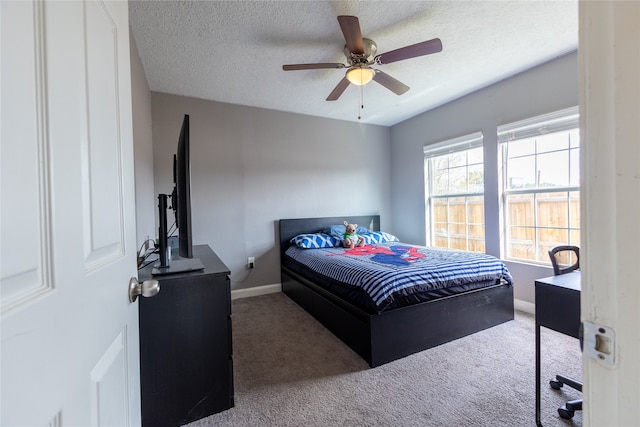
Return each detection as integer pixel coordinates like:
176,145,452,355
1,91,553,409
548,245,580,276
548,245,582,420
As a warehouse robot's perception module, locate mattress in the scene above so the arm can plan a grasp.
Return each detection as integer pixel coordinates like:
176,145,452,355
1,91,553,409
283,243,513,314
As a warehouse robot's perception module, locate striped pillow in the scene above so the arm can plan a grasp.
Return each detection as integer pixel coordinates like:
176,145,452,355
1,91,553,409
362,231,399,244
290,233,341,249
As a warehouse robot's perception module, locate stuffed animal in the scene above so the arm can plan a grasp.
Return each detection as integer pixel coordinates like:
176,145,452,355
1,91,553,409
342,220,365,249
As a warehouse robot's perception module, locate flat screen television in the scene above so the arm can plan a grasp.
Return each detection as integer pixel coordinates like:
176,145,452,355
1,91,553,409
152,114,204,276
174,114,192,258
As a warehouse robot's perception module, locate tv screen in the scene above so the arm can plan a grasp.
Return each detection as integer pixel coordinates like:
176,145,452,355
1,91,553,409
152,114,203,276
175,114,193,258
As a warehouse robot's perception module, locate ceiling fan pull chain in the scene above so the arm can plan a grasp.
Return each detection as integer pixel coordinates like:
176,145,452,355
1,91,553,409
358,85,364,120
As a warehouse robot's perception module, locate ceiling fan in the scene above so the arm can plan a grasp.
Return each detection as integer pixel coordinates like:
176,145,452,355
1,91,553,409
282,15,443,101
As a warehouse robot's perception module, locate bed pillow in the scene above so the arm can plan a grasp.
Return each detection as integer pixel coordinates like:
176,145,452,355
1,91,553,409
324,224,372,239
362,231,400,244
290,233,341,249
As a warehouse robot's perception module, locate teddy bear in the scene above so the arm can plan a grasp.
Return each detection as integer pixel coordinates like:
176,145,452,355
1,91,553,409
342,220,365,249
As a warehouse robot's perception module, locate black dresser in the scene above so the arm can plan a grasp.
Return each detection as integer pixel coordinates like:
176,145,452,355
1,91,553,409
138,245,233,426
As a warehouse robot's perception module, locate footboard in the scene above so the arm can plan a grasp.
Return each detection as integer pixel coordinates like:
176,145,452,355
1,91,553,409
282,266,514,367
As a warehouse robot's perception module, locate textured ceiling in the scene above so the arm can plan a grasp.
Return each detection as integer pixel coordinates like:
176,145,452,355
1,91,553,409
129,1,578,127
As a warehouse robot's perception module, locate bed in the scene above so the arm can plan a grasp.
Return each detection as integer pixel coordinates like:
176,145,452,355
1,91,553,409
279,215,514,367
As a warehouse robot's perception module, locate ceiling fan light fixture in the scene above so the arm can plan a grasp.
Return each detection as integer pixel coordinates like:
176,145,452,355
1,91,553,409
346,67,375,86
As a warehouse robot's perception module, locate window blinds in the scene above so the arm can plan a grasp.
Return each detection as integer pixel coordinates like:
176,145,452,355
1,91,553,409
497,106,579,143
423,131,483,158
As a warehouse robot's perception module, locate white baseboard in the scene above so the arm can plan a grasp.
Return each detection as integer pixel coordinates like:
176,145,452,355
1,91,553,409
514,298,535,315
231,283,281,300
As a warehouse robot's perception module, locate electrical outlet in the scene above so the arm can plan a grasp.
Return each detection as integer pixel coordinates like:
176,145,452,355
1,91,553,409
247,257,255,269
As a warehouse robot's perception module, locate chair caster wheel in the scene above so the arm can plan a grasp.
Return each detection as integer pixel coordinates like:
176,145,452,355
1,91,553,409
550,379,563,390
558,405,575,420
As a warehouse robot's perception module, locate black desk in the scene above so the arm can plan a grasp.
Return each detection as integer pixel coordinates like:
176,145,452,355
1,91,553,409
535,272,581,426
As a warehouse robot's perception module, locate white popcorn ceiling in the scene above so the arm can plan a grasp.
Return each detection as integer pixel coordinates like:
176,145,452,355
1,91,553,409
128,1,578,126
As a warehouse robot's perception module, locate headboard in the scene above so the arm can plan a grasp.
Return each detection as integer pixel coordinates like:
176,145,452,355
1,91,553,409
278,215,381,261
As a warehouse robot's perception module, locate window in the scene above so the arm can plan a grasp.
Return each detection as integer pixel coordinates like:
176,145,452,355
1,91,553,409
499,107,580,264
424,132,485,253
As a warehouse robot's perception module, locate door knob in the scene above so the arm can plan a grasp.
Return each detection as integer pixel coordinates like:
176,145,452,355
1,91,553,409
129,277,160,303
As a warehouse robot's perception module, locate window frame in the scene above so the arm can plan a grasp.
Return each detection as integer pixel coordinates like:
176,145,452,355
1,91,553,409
424,132,485,253
498,106,580,265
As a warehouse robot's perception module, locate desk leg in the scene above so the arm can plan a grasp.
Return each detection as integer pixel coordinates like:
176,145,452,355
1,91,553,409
536,322,543,427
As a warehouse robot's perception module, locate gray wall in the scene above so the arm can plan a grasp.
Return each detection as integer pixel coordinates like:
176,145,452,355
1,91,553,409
389,52,578,303
130,30,156,253
150,93,391,289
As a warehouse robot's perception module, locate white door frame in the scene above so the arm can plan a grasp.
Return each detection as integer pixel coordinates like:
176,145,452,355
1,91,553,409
580,1,640,425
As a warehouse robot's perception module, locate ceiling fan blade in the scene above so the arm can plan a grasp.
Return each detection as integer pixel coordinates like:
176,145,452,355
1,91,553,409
337,15,364,55
372,70,410,95
326,77,351,101
283,63,346,71
375,38,443,64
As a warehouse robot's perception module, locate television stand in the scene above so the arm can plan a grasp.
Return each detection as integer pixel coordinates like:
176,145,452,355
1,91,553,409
153,192,205,276
151,257,204,276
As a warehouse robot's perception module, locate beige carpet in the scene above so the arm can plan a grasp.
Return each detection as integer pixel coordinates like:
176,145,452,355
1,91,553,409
188,292,582,427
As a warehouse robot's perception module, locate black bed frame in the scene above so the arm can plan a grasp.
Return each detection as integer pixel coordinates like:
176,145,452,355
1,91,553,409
279,215,514,368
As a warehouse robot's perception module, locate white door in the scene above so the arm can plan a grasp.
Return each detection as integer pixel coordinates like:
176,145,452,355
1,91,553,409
1,1,141,425
580,1,640,425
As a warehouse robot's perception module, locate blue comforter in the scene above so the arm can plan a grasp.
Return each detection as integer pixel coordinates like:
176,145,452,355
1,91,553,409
285,243,513,311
